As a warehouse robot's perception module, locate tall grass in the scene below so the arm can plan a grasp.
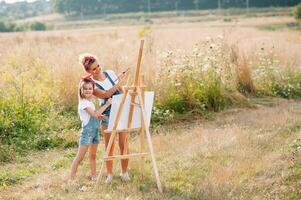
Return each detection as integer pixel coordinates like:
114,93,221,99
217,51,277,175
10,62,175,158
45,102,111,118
0,21,301,161
154,36,301,116
0,54,78,161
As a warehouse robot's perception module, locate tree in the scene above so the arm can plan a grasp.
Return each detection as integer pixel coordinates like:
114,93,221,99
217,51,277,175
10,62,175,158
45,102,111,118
293,3,301,20
293,3,301,27
30,21,46,31
51,0,65,14
193,0,199,10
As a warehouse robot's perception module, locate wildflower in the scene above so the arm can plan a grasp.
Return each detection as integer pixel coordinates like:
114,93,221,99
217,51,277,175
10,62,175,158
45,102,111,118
205,36,211,41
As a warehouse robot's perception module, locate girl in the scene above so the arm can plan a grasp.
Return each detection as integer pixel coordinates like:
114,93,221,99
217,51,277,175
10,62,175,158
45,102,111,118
78,53,130,183
70,78,112,181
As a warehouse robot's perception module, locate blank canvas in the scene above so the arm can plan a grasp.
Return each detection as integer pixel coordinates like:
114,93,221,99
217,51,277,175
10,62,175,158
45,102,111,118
107,91,154,131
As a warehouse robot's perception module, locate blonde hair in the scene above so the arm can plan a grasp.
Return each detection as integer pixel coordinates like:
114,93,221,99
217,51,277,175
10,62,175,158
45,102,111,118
78,78,95,100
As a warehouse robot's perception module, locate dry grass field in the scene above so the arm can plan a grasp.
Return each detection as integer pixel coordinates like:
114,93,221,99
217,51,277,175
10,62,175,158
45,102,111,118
0,13,301,200
0,98,300,199
1,15,300,105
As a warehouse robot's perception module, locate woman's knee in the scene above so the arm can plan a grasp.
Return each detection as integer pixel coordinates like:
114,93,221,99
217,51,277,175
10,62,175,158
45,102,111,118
89,154,96,161
119,143,125,151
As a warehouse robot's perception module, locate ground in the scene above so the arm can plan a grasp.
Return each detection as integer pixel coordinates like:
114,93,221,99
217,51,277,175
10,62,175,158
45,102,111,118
1,98,300,200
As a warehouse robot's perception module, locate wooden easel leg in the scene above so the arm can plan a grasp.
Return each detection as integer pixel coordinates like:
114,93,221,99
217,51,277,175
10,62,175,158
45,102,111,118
139,90,145,178
96,130,117,184
139,126,145,178
96,90,129,188
137,88,163,193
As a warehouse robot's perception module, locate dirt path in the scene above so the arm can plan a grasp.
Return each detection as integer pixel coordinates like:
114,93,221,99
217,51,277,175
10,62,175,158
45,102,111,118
1,98,300,200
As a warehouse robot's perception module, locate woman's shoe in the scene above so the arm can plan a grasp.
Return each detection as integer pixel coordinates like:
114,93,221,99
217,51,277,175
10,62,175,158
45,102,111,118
91,175,97,182
105,174,113,184
120,172,130,181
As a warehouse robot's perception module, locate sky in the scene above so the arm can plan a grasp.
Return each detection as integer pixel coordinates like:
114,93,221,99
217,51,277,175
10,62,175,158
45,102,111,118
2,0,37,3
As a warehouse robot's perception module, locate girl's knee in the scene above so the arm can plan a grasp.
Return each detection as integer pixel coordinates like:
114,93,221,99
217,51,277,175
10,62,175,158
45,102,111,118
74,156,84,164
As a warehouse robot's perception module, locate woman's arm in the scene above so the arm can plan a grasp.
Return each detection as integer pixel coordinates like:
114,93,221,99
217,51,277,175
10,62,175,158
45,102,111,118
93,86,119,99
118,85,125,93
93,72,126,98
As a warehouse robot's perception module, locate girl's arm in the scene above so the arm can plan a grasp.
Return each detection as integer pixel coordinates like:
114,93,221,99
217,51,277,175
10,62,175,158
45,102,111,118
84,107,100,118
96,98,112,115
84,99,112,118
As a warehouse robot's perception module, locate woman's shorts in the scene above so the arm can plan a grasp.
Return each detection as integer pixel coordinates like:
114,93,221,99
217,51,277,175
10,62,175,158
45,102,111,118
79,127,101,146
101,117,109,126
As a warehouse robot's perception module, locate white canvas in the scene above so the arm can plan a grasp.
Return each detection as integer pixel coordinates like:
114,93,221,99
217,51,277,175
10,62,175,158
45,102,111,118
107,91,154,131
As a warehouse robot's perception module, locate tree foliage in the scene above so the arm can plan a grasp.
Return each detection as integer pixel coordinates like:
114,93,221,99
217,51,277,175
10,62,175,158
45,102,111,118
293,3,301,20
0,21,47,32
1,0,300,19
0,0,50,20
50,0,301,16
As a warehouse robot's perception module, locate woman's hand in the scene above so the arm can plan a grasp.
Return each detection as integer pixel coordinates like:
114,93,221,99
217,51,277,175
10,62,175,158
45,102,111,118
116,72,126,86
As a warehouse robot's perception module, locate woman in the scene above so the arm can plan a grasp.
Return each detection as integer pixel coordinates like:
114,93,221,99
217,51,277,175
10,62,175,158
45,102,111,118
79,53,130,183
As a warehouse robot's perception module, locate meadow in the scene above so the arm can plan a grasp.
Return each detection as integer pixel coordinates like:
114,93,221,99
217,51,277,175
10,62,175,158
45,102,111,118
0,10,301,199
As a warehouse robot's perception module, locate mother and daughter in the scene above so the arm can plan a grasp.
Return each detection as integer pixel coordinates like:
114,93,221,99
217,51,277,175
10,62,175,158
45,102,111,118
70,53,130,183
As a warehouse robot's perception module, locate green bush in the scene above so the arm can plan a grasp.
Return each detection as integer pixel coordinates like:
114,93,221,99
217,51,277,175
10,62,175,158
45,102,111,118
155,37,301,117
30,21,46,31
0,21,15,32
0,21,46,32
0,98,77,162
0,101,45,152
155,38,236,115
151,106,174,125
251,51,301,98
162,94,188,114
0,145,15,163
293,3,301,20
271,71,301,99
0,55,78,162
293,3,301,27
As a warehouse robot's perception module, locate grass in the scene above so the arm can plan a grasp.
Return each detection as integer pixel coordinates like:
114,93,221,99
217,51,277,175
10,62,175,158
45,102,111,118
0,99,300,199
256,22,299,31
0,12,301,200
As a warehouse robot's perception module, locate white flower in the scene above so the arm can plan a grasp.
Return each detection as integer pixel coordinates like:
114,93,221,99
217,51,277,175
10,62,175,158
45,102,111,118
217,34,224,39
202,64,210,72
205,36,211,41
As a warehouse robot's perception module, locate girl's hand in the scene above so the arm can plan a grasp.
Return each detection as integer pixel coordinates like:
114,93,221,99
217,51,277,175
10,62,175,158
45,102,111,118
106,98,112,105
98,114,107,120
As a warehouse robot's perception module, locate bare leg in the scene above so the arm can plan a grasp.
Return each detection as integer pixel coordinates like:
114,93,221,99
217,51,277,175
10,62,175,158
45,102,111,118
89,144,98,178
70,145,89,179
101,125,115,175
119,132,129,173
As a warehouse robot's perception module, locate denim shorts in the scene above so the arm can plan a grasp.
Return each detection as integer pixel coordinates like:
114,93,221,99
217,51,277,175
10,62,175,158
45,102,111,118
101,117,109,126
79,128,100,146
79,117,101,145
101,109,110,126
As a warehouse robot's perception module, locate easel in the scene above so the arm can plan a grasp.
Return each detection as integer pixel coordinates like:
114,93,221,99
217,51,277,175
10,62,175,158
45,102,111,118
96,40,163,193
